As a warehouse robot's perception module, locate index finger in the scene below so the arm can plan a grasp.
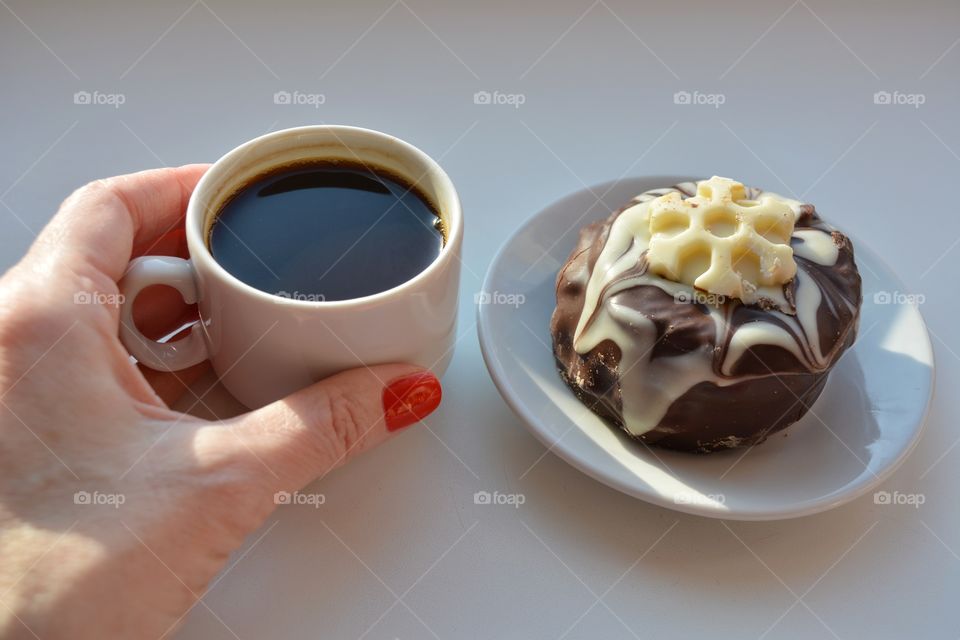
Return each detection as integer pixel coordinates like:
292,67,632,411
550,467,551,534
29,164,210,282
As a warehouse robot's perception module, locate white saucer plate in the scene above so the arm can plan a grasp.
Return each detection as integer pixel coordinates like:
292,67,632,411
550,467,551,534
477,176,934,520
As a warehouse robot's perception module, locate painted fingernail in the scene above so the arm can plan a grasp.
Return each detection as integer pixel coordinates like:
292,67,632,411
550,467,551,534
383,371,442,432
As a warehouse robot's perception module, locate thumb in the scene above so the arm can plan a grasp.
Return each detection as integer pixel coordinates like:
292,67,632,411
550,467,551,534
225,364,442,491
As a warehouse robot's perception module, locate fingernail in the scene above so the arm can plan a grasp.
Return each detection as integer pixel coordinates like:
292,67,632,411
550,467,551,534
383,371,442,432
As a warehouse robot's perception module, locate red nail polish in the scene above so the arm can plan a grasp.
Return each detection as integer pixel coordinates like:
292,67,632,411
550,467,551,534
383,371,442,432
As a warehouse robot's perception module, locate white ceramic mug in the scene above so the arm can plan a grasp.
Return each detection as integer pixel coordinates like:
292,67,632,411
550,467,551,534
118,125,463,408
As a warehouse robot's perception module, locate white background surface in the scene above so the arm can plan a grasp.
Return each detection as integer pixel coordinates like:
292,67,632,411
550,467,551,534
1,1,958,638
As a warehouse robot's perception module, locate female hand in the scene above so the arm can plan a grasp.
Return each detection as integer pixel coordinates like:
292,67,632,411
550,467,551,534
0,165,442,639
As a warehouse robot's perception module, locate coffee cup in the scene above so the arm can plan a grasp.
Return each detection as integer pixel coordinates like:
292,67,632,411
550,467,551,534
118,125,463,408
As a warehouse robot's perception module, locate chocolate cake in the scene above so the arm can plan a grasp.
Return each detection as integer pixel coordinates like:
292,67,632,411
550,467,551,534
550,177,862,453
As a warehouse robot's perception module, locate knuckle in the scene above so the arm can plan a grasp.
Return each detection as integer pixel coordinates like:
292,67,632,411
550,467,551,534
0,263,113,353
0,283,74,351
67,177,113,206
324,387,369,458
67,177,136,220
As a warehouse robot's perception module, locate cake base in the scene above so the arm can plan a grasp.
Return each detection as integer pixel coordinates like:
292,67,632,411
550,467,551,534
555,359,830,453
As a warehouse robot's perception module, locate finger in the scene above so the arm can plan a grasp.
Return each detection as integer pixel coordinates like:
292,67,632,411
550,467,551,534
134,225,189,260
28,164,210,282
219,365,441,491
139,359,212,407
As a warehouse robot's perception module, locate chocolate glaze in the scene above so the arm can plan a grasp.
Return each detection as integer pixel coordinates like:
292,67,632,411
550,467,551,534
550,183,862,453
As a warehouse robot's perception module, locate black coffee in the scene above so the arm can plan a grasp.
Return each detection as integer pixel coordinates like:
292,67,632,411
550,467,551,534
209,162,444,302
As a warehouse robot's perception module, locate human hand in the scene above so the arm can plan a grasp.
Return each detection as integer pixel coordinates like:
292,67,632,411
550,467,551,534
0,166,442,639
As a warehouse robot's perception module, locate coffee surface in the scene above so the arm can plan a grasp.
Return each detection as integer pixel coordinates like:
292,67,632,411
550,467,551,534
209,162,443,301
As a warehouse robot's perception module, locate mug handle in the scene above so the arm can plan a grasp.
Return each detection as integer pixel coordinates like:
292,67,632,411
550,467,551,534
118,256,209,371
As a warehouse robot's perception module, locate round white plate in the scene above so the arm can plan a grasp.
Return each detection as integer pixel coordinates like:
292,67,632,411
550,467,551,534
477,176,934,520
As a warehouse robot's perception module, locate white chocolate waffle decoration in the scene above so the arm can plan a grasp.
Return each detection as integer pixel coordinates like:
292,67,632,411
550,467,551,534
645,176,798,305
